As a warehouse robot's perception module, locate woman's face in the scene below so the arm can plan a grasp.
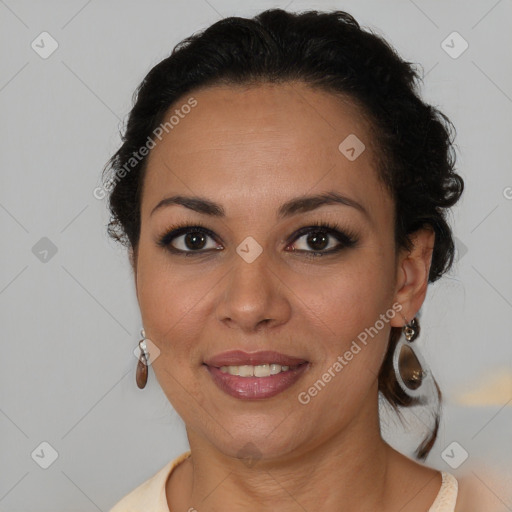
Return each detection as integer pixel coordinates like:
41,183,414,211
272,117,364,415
134,82,407,460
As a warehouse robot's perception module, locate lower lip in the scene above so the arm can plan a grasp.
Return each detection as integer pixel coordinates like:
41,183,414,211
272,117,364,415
205,363,310,400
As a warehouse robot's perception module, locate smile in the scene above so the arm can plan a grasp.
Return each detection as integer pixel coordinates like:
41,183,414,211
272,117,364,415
218,363,301,377
204,361,310,400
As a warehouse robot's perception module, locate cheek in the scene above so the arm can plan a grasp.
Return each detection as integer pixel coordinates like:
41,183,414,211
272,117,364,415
137,240,201,312
295,278,392,420
136,252,212,362
136,257,211,416
292,255,395,381
298,258,393,334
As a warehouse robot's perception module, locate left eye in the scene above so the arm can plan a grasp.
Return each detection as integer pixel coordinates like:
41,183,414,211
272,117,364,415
289,229,341,252
286,224,357,255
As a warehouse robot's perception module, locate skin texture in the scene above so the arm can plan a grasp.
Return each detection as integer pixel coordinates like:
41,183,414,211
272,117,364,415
131,82,449,511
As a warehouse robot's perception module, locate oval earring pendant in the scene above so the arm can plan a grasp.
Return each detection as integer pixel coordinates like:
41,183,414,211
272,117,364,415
398,344,423,390
136,351,148,389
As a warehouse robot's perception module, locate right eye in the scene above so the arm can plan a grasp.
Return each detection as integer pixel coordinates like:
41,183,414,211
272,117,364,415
156,223,223,256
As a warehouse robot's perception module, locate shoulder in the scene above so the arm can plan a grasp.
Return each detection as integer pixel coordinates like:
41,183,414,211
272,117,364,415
453,468,512,512
427,468,509,512
429,471,458,512
108,451,192,512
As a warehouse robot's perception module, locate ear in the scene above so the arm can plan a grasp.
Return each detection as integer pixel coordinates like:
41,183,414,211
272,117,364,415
389,227,435,328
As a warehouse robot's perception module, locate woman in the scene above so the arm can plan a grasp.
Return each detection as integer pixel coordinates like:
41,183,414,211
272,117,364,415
105,8,468,511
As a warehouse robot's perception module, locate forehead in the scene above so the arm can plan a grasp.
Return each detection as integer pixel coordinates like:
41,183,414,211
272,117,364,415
141,81,390,221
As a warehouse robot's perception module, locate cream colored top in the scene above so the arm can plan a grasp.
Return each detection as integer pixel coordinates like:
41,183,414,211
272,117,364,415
109,451,458,511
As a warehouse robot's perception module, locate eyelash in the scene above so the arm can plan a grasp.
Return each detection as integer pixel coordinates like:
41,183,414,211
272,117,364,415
156,220,359,258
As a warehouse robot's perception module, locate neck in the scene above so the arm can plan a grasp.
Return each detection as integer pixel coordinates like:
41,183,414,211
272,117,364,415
172,397,399,512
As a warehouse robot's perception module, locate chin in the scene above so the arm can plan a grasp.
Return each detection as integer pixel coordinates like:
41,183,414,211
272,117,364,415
202,423,307,463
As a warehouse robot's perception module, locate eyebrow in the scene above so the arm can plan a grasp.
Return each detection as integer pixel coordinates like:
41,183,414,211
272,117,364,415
150,191,369,220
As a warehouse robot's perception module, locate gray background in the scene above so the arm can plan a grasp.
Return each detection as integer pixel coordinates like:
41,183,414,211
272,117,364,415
1,0,511,510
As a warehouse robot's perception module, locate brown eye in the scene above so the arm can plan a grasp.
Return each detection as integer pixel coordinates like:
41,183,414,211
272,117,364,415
301,230,332,251
181,231,208,250
157,225,222,255
287,223,358,256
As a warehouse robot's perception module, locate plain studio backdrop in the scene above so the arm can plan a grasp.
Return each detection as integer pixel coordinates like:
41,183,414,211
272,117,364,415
0,0,511,510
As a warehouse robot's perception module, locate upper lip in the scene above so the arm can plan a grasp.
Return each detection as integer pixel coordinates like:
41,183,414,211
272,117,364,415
204,350,308,367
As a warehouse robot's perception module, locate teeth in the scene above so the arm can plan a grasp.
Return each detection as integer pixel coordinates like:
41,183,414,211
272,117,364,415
254,364,270,377
238,365,253,377
219,363,294,377
227,366,239,375
270,363,281,375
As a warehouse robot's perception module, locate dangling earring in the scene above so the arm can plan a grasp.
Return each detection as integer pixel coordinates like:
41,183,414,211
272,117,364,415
393,314,432,400
136,329,149,389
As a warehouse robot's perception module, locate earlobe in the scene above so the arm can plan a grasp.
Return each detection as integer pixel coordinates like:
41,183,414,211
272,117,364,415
390,228,435,327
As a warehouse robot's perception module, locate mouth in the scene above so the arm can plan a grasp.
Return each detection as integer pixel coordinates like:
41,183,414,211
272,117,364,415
203,350,310,400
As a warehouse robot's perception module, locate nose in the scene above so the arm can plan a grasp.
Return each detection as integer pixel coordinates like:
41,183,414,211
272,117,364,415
215,248,292,333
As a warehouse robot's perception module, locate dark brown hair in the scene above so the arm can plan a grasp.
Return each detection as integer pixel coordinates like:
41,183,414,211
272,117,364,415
102,8,464,460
